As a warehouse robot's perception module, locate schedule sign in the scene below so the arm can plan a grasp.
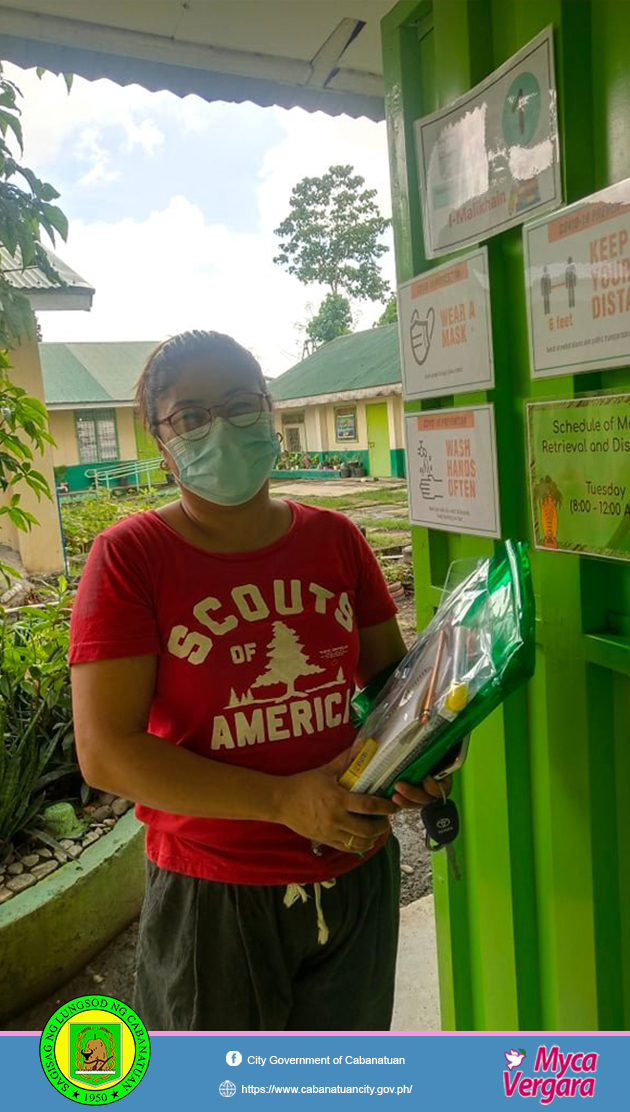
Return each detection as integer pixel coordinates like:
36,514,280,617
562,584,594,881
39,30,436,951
527,394,630,561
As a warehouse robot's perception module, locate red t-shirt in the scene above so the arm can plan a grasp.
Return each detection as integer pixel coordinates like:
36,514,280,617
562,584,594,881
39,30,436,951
69,501,397,884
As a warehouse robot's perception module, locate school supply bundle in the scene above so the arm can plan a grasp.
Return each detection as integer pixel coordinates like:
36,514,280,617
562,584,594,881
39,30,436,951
341,541,535,800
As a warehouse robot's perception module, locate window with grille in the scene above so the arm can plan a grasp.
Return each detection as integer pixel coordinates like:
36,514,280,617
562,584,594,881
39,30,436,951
75,409,119,463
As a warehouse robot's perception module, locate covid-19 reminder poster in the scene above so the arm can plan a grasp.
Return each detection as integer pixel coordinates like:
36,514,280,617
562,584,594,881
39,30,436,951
405,405,501,538
415,26,561,259
524,177,630,377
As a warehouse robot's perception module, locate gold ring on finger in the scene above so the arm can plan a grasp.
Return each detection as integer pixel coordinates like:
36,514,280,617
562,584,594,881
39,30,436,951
345,835,355,850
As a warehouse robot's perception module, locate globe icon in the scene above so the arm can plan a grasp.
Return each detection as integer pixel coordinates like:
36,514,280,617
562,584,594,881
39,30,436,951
219,1080,237,1098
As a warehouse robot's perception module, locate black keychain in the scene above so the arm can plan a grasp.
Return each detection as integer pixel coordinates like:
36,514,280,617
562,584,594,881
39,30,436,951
421,790,461,879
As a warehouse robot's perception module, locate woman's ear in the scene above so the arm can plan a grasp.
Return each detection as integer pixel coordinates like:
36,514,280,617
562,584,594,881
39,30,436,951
158,443,179,480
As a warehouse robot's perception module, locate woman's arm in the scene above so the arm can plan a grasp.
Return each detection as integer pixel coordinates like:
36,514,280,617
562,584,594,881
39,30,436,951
356,616,407,688
71,655,397,853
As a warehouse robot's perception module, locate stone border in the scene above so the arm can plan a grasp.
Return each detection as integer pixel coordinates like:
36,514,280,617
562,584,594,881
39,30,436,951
0,797,133,902
0,811,145,1024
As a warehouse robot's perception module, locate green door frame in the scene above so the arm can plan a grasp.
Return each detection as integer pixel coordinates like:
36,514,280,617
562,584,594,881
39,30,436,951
382,0,629,1030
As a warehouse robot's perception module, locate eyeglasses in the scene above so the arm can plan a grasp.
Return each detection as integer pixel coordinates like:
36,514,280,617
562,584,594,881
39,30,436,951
158,391,271,442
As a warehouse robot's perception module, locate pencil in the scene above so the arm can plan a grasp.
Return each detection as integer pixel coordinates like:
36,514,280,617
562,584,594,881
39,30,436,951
419,629,447,726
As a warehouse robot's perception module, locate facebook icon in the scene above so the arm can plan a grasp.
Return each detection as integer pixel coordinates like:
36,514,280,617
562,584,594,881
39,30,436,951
226,1051,243,1067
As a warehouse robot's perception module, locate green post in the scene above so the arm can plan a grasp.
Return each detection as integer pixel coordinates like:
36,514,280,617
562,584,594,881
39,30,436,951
381,0,630,1029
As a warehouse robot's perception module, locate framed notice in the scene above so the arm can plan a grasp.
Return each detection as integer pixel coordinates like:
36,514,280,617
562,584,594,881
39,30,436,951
527,394,630,561
525,177,630,378
335,406,357,441
405,405,501,538
398,248,494,399
415,26,561,259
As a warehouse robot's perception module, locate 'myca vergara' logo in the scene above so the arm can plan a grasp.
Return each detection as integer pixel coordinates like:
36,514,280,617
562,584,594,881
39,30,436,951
40,996,150,1104
503,1045,597,1104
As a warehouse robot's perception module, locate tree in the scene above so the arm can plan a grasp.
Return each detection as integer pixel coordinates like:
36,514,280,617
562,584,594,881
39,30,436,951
0,64,69,570
252,622,324,698
274,164,390,303
306,292,353,349
374,294,397,327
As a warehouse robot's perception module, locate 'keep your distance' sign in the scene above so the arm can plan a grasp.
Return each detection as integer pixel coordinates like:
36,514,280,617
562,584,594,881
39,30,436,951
524,176,630,378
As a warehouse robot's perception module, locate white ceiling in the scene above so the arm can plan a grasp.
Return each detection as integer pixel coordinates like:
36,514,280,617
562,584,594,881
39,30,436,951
0,0,394,118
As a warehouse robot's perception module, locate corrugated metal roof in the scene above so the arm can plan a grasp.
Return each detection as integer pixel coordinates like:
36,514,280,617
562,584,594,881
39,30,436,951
2,246,93,293
40,341,158,406
2,246,95,310
0,1,389,121
269,325,401,401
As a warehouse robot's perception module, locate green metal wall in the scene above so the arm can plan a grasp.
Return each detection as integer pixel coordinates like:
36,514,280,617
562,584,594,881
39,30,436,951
382,0,630,1030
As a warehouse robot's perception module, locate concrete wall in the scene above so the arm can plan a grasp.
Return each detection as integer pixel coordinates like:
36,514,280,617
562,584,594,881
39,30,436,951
274,394,405,457
48,409,79,466
0,331,64,574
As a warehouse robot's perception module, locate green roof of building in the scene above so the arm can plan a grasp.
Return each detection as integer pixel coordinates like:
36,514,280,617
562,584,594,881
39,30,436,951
269,324,401,401
40,341,159,406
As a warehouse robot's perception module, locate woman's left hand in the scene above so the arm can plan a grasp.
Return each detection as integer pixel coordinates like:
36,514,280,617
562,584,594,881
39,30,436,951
391,774,452,809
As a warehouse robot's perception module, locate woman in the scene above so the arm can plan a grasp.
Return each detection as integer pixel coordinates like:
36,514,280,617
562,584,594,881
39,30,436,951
70,330,442,1032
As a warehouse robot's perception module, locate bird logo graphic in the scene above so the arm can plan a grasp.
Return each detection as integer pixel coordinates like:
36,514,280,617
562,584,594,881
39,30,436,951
505,1049,526,1070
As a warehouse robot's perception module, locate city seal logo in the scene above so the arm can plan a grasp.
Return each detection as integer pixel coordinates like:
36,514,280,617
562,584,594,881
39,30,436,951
40,996,150,1104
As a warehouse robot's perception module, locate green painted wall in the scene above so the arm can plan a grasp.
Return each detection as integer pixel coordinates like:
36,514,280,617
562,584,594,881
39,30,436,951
390,448,407,478
382,0,630,1030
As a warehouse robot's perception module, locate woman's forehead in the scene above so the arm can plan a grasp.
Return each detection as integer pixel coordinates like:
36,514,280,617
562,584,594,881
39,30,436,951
158,359,260,410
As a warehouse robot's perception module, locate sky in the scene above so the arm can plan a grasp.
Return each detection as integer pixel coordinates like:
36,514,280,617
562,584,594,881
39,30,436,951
8,64,395,377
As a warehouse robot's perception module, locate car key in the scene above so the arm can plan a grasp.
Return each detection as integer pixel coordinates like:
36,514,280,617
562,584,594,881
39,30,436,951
421,796,461,880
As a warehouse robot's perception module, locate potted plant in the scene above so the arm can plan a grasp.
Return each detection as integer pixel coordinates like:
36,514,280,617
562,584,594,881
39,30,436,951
339,458,352,478
349,459,366,478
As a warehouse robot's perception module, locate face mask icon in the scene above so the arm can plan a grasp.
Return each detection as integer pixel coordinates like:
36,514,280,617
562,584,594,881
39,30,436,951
410,307,435,366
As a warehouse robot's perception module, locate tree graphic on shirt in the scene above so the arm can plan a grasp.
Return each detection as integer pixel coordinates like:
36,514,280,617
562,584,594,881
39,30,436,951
251,621,325,698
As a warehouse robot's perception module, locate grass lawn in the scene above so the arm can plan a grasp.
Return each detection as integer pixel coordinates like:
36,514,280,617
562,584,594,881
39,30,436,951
296,488,408,511
60,484,411,573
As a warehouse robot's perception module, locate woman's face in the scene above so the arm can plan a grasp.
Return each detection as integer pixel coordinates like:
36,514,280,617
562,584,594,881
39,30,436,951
155,358,270,479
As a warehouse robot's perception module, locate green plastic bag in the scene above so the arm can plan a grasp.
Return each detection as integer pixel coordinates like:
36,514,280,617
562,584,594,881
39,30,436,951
342,540,535,796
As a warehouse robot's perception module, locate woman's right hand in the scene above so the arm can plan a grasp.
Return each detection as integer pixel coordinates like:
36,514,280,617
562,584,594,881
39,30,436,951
275,748,399,853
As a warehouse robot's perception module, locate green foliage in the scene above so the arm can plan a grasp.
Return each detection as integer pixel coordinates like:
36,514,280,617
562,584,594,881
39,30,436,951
295,488,408,511
274,164,390,302
60,489,176,564
355,514,410,531
0,63,69,351
533,475,563,506
0,63,70,578
0,579,79,864
306,292,353,348
374,294,398,326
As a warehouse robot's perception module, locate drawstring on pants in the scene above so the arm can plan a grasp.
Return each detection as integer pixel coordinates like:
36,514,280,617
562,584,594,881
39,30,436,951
283,880,337,945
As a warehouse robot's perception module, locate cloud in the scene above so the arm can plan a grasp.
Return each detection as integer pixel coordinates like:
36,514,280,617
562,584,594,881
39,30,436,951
38,195,329,374
14,66,395,372
258,107,394,234
74,126,121,186
6,64,166,169
256,107,396,300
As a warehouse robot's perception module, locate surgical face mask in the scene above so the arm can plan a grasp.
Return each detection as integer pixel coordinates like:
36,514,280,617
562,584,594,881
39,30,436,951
164,412,281,506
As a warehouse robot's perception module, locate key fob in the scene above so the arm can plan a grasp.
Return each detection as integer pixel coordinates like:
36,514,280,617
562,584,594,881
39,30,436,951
421,797,460,847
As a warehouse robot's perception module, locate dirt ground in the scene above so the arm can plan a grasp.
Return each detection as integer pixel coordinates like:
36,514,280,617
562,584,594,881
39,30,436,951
2,480,433,1032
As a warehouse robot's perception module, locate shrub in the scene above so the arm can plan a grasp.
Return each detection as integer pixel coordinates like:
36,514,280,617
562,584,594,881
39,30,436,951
0,579,80,864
